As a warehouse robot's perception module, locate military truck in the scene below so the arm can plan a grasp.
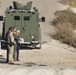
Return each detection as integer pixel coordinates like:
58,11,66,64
0,1,45,49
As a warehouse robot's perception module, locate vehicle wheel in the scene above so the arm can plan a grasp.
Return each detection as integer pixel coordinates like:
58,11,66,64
1,42,6,49
31,44,36,49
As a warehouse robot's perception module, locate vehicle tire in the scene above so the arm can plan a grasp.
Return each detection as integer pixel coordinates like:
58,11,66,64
1,42,6,49
31,44,36,49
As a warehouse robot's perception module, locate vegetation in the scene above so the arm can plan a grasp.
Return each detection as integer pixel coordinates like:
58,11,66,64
60,0,76,7
52,10,76,47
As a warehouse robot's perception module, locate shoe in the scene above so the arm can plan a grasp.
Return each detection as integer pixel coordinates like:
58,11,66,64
14,59,17,61
8,61,15,65
17,59,20,61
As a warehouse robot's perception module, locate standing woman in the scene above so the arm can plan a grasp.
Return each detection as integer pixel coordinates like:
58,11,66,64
14,30,20,61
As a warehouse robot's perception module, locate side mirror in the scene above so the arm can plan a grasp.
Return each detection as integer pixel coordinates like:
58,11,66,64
41,17,45,22
0,16,3,21
39,17,45,22
9,6,12,10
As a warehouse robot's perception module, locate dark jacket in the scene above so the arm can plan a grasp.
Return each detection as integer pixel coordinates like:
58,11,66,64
14,34,20,44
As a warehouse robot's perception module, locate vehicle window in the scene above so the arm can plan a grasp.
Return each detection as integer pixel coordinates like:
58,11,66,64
24,16,30,21
14,16,20,20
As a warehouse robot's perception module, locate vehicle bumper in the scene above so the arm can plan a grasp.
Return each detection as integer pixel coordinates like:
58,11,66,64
20,41,39,45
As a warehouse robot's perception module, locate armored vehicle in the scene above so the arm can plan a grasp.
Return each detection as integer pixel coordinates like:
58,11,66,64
0,1,45,49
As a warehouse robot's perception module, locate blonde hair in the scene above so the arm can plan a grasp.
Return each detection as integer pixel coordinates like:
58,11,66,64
17,30,20,33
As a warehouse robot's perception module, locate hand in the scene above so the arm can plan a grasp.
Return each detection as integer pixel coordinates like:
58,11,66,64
14,42,16,44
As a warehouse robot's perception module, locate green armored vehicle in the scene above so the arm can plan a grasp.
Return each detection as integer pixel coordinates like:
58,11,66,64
0,1,45,49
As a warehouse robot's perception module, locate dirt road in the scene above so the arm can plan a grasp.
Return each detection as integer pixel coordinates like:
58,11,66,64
1,39,76,75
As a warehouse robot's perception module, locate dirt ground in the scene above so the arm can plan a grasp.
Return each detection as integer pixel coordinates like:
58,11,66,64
0,0,76,75
1,39,76,75
1,39,76,67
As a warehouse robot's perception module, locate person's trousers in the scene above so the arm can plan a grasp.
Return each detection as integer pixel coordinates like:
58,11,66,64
7,46,9,62
14,44,20,60
8,45,14,63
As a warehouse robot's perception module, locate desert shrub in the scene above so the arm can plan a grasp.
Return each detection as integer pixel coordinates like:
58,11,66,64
60,0,76,7
52,10,76,47
54,10,76,28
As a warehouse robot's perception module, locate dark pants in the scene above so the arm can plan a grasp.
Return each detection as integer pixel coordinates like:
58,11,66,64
6,44,9,63
14,43,20,60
